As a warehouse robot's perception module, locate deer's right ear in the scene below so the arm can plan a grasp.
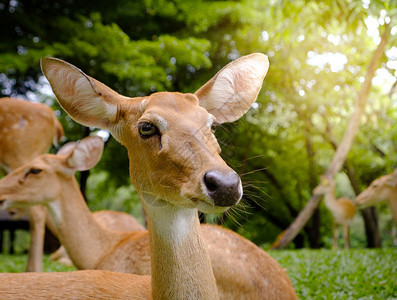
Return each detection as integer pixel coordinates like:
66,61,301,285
66,136,104,172
41,57,120,129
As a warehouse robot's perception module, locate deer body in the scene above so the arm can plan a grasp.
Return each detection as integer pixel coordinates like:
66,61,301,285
0,98,63,173
0,97,64,272
49,210,145,266
0,54,297,299
314,178,356,249
0,271,151,300
356,170,397,223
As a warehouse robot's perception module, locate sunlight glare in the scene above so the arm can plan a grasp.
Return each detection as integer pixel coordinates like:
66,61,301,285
307,51,347,72
261,31,269,41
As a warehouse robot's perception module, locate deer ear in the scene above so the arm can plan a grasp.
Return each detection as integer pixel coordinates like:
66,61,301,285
56,142,78,157
41,57,120,129
66,136,104,171
195,53,269,123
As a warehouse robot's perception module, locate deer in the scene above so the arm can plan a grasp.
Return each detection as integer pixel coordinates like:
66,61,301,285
0,134,296,299
314,176,356,249
356,169,397,240
0,53,297,299
0,97,64,272
45,140,146,266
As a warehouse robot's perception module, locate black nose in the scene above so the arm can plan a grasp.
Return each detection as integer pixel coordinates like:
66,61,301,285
203,171,242,207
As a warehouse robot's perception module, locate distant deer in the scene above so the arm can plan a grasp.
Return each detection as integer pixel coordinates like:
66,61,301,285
314,176,356,249
0,54,297,299
356,169,397,244
0,97,64,272
356,169,397,223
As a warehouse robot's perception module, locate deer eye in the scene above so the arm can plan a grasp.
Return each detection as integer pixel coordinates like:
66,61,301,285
138,122,158,138
29,168,42,175
22,168,42,182
211,122,219,134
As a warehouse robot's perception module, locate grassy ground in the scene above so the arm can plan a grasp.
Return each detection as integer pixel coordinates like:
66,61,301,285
0,254,76,273
0,249,396,299
270,249,397,299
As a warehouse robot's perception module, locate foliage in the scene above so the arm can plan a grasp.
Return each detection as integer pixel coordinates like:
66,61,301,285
1,0,397,247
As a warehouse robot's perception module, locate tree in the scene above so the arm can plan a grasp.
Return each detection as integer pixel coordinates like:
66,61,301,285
273,23,391,249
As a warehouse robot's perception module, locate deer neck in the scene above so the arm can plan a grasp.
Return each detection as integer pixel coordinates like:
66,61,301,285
46,177,126,270
142,196,218,300
324,188,338,210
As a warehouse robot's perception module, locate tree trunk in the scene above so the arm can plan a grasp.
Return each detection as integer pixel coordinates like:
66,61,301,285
304,119,322,248
272,24,389,249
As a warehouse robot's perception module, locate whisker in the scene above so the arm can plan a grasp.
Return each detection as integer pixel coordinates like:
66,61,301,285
240,154,266,164
240,168,268,177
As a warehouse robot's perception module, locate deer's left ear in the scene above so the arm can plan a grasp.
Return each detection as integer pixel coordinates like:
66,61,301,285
195,53,269,123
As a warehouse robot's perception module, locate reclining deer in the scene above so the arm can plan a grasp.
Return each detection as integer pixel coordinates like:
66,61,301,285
0,54,297,299
0,98,64,272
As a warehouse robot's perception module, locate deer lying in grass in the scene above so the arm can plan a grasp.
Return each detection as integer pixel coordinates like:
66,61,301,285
314,176,356,249
0,97,64,272
0,53,296,299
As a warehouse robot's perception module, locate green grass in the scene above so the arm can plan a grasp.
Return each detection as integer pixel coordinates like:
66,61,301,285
0,249,396,299
0,254,76,273
269,249,397,299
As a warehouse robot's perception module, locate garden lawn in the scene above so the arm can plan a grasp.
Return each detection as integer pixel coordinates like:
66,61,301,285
0,249,396,299
270,249,397,299
0,254,76,273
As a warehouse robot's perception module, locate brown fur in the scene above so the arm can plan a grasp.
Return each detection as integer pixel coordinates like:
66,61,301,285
0,271,151,299
49,210,145,265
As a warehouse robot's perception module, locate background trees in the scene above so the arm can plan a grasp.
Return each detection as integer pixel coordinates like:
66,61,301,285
1,0,396,248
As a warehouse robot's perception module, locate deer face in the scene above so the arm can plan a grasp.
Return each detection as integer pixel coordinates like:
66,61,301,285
41,54,269,213
0,155,61,209
116,92,241,213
